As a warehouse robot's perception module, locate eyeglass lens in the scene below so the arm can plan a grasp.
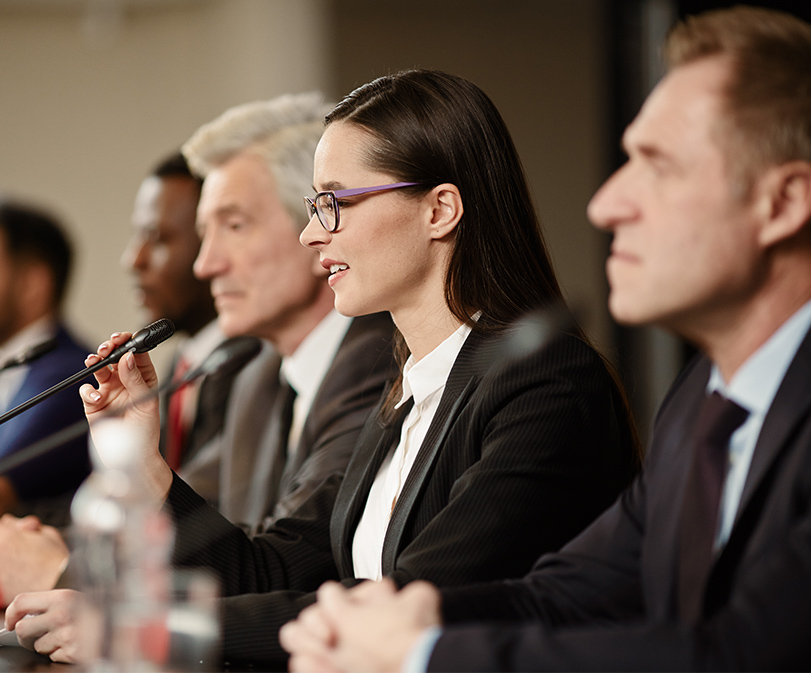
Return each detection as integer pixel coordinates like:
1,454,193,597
315,193,337,231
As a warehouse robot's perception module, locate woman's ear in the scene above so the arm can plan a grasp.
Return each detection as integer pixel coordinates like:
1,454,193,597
755,160,811,248
427,184,464,240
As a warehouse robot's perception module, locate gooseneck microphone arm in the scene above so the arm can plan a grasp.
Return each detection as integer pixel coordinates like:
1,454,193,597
0,318,175,427
0,335,262,476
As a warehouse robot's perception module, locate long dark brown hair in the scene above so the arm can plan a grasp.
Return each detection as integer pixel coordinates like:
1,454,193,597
329,71,568,410
328,70,563,329
328,70,641,462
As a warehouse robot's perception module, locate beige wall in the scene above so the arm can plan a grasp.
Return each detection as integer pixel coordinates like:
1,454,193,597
0,0,330,358
331,0,612,349
0,0,612,363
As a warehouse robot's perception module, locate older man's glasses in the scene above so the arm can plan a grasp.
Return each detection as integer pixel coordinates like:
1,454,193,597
304,182,421,232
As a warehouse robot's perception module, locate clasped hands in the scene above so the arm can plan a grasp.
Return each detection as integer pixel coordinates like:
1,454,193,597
280,578,443,673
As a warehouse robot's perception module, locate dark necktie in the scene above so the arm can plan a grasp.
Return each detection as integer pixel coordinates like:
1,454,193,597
678,391,749,622
246,378,297,533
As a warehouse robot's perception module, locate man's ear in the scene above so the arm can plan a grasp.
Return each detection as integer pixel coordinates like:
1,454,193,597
426,184,463,241
756,161,811,248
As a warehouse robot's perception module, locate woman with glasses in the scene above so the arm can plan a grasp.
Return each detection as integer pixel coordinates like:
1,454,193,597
18,70,639,669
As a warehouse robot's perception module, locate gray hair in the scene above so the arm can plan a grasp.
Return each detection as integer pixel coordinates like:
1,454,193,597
182,92,333,230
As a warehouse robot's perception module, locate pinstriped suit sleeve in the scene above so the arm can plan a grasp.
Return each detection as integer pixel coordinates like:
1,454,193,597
166,331,637,668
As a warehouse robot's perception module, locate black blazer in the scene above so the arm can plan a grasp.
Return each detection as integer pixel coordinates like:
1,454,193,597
433,325,811,672
167,327,637,668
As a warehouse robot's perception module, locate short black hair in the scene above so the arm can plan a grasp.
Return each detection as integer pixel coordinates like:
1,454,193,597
150,151,203,189
0,200,73,308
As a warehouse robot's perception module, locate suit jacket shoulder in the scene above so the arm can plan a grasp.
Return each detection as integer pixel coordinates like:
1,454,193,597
273,312,398,520
0,324,91,510
434,325,811,672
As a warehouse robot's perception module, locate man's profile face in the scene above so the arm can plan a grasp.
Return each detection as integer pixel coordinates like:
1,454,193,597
0,230,24,346
193,151,325,341
587,56,764,343
123,175,214,332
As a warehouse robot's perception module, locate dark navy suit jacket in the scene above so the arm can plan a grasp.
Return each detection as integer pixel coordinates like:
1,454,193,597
0,324,91,504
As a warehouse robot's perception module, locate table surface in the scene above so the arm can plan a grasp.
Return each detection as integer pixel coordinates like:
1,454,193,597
0,645,71,671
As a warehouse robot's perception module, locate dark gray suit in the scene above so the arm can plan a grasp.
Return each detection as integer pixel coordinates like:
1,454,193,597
431,325,811,672
174,314,396,531
167,326,638,668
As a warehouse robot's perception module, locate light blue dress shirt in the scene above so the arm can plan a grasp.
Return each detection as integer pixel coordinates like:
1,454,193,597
405,300,811,672
709,299,811,547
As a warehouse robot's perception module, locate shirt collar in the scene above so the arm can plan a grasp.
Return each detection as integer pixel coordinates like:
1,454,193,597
177,320,226,369
282,310,352,400
708,299,811,418
0,316,57,364
397,321,473,409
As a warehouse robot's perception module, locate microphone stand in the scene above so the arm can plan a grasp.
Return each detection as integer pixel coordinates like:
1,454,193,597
0,319,174,427
0,335,262,476
0,374,190,476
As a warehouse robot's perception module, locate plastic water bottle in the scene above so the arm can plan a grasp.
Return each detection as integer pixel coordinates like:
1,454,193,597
70,419,174,671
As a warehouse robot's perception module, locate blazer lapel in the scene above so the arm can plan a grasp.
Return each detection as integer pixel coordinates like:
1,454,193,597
731,326,811,530
380,330,491,573
330,396,410,577
651,361,711,614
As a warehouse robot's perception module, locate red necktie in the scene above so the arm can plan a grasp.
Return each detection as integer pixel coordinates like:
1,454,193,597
165,357,191,471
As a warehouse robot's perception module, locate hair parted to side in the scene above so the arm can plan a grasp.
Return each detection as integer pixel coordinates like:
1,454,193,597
182,92,334,230
326,69,564,335
666,5,811,197
0,200,73,309
327,70,580,422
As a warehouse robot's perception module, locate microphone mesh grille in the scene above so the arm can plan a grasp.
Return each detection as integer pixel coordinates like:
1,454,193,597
142,318,175,350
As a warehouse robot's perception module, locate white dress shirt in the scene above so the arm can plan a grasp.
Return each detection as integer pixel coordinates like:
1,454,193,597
171,320,227,432
352,321,473,581
281,309,352,452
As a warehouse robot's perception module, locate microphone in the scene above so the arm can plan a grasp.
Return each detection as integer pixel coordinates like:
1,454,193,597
470,303,574,374
178,335,263,383
100,318,176,367
0,319,175,427
0,335,263,475
0,338,58,372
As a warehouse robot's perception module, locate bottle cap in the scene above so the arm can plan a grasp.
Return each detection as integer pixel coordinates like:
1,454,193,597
89,418,144,471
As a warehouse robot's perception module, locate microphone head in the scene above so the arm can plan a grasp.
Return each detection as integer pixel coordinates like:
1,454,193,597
187,336,264,381
133,318,175,353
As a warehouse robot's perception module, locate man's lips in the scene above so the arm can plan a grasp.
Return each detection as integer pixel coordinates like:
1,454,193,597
132,285,149,304
608,246,640,264
211,289,244,305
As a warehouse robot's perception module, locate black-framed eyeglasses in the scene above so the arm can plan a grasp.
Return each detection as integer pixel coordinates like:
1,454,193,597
304,182,421,232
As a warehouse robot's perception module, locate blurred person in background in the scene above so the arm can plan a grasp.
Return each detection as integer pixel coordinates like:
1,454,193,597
0,93,397,643
123,151,269,509
0,201,90,526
